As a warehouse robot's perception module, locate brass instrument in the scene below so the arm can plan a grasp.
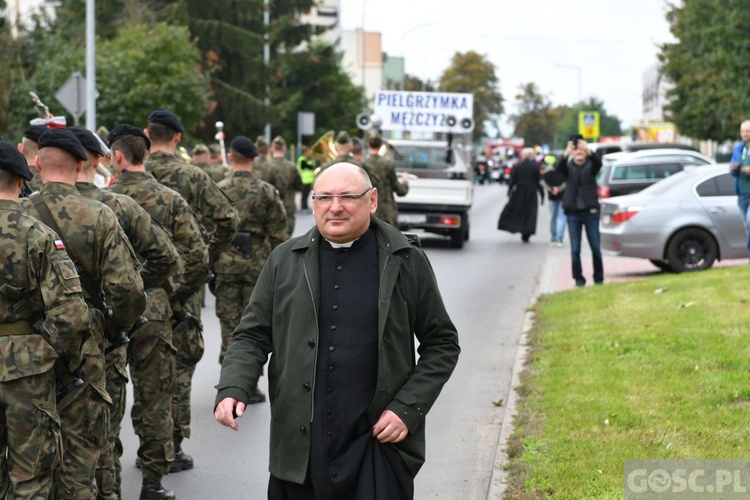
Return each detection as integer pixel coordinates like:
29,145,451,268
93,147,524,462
308,130,338,163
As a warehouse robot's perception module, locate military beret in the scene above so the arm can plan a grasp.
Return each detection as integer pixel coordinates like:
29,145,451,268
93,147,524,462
106,124,152,150
255,135,268,148
38,128,88,162
272,135,286,147
335,131,351,145
0,141,33,181
147,109,184,133
23,124,49,143
230,135,258,158
69,126,109,157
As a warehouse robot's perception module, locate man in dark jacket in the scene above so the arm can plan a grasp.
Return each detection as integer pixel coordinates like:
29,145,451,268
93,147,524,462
214,162,460,499
556,137,604,286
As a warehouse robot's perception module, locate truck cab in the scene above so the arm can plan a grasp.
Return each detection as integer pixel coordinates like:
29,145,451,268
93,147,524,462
388,139,473,248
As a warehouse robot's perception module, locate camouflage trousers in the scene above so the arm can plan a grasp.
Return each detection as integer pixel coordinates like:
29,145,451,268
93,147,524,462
214,278,255,363
95,346,128,500
131,336,176,480
172,292,203,444
0,370,60,499
54,383,110,500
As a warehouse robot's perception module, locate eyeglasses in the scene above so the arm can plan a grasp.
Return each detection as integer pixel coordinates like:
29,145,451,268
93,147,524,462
311,188,372,206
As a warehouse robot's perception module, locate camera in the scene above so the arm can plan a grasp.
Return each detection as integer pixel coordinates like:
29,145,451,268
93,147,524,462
569,134,583,148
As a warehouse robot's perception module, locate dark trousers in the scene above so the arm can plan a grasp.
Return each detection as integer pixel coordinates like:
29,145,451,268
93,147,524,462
300,183,312,210
566,209,603,286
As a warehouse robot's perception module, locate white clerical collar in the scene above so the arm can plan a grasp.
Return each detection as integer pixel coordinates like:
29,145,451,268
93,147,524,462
325,237,358,248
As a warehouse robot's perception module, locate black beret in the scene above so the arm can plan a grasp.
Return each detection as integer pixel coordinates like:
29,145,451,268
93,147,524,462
147,109,184,133
23,124,49,143
230,136,258,158
37,128,88,162
0,141,33,181
106,124,152,150
69,126,109,157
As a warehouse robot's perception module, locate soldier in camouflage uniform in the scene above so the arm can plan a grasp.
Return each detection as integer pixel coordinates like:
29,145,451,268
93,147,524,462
19,128,146,500
70,126,180,500
16,124,47,192
192,143,229,183
215,136,287,375
318,131,381,192
252,136,269,175
143,109,237,471
269,136,302,236
365,132,409,227
0,141,89,499
110,125,209,487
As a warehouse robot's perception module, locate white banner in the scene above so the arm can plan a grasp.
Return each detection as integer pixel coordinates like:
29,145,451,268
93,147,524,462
373,90,474,133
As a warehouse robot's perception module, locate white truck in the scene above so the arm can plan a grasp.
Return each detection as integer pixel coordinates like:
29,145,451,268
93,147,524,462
388,139,473,249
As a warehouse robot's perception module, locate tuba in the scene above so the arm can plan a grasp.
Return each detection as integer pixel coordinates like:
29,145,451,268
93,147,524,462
308,130,338,163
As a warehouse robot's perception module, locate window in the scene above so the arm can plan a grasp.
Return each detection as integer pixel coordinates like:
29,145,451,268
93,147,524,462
612,164,648,181
394,145,454,170
649,163,683,179
696,173,735,197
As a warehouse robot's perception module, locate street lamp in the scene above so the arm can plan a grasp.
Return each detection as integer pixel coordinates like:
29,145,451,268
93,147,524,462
555,63,582,103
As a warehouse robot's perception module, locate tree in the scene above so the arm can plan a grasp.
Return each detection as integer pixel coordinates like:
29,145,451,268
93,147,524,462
0,0,24,135
9,23,209,135
659,0,750,140
553,98,623,148
439,51,503,140
509,83,561,147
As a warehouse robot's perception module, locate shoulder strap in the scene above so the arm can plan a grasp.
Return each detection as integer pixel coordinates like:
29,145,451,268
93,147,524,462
28,193,106,312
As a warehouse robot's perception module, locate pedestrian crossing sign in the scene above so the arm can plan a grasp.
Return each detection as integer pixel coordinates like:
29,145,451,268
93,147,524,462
578,111,600,140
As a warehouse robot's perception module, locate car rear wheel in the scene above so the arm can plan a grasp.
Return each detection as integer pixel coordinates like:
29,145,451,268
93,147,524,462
649,259,673,271
666,228,718,272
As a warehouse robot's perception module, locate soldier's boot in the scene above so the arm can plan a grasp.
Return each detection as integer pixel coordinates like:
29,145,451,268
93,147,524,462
169,439,193,473
139,478,175,500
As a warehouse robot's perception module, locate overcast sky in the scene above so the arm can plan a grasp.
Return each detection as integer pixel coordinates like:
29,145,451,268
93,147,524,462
339,0,675,135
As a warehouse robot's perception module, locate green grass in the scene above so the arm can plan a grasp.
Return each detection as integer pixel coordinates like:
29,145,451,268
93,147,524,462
504,265,750,499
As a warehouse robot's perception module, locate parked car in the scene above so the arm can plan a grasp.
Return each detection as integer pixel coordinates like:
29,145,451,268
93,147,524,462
600,164,746,272
597,149,714,199
590,141,699,158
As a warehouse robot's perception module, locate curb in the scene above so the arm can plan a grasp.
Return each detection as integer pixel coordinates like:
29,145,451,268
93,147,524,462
485,249,557,498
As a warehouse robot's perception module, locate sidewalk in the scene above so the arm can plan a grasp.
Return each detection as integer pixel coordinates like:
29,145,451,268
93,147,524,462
539,244,747,294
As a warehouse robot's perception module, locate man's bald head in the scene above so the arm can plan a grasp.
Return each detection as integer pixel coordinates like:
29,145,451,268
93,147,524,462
314,162,372,191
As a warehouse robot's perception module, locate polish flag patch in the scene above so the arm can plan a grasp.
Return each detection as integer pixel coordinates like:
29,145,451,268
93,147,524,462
54,239,66,250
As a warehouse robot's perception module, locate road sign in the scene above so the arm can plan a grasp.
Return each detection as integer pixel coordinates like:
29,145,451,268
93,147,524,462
55,72,87,122
578,111,600,140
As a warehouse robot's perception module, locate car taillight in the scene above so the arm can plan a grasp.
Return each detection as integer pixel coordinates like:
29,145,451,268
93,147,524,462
504,167,511,174
611,207,641,225
598,185,610,198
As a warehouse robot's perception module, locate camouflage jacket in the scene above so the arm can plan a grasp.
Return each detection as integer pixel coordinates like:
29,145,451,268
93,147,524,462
76,182,179,290
20,182,146,399
256,156,292,201
215,171,287,281
196,161,231,184
267,158,302,222
146,151,238,264
365,155,409,227
0,199,89,381
109,171,209,303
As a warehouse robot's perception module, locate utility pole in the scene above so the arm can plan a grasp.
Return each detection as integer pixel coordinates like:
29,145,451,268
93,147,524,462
86,0,96,130
263,0,271,143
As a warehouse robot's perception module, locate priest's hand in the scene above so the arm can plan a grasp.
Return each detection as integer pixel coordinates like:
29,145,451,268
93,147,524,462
215,397,246,431
372,409,409,443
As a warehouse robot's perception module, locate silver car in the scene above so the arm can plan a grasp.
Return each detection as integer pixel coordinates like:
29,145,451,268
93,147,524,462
600,164,747,272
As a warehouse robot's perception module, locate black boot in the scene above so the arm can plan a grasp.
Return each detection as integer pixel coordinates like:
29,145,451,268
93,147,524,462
169,439,194,473
139,478,175,500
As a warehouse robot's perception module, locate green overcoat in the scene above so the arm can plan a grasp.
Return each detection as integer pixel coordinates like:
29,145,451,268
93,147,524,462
215,217,460,484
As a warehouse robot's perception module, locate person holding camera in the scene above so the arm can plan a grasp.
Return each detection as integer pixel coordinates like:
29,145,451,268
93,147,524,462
555,136,604,287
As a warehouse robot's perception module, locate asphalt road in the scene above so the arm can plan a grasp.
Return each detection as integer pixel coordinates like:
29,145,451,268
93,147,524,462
118,181,551,499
